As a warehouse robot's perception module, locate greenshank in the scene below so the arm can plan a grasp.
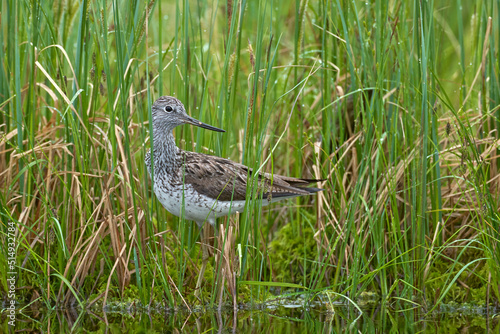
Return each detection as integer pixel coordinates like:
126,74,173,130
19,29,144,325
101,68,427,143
145,96,323,295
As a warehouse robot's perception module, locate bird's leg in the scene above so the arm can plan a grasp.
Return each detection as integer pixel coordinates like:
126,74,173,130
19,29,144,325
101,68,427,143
195,224,211,300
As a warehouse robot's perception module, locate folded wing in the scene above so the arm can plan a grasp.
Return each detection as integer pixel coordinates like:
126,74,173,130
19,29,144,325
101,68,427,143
182,152,323,202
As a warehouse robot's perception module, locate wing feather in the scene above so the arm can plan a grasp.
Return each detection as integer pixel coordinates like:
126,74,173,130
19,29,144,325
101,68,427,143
181,152,323,201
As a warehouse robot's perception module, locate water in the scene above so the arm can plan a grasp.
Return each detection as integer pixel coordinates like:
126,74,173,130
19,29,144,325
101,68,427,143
2,303,498,332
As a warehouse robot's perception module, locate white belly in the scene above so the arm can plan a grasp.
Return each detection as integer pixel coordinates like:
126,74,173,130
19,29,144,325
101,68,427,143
153,183,247,226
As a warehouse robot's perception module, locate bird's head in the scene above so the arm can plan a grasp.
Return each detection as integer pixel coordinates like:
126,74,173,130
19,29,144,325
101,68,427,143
151,96,225,133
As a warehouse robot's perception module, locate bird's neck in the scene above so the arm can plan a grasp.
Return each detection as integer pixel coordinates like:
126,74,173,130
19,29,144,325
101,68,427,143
151,125,179,173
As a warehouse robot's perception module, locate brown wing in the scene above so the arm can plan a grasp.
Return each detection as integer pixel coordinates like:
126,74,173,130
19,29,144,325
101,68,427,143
182,152,248,200
181,151,323,201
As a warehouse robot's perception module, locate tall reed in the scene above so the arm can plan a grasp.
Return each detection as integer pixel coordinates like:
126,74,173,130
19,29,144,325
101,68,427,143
0,0,498,310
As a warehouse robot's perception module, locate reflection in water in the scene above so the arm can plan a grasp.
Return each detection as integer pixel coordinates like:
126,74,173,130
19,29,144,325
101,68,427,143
1,304,498,333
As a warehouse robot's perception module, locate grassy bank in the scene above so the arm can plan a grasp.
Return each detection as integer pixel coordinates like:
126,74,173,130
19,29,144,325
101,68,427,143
1,0,499,313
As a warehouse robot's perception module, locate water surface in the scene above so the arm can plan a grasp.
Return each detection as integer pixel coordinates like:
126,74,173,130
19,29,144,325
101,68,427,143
1,303,497,332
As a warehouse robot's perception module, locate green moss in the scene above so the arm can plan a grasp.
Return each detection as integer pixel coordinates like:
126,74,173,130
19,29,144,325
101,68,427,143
268,221,318,286
424,259,490,305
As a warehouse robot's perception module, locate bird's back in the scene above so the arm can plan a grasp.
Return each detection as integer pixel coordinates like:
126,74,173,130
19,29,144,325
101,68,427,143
180,150,323,203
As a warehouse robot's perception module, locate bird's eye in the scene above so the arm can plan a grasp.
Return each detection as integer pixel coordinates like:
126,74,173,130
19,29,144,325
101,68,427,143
165,106,173,113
